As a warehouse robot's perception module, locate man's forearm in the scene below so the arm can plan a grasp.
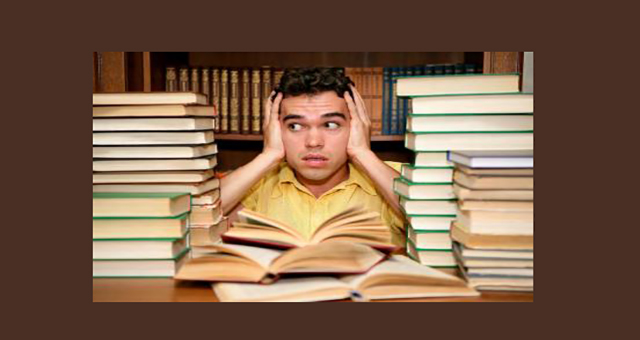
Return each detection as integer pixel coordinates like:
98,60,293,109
351,150,404,218
220,152,281,215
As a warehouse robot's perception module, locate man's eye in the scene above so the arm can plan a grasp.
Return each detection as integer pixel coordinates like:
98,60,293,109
326,122,340,129
288,123,303,131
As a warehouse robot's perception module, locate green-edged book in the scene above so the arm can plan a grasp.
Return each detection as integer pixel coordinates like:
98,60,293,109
93,247,190,278
93,212,189,240
399,196,457,215
414,151,453,167
405,131,534,151
410,230,453,251
400,164,453,183
93,192,191,218
93,233,189,260
406,114,533,133
406,214,456,231
417,250,456,268
409,93,533,114
397,73,520,97
393,177,454,200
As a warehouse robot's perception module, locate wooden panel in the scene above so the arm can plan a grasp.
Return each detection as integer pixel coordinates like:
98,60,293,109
125,52,144,92
98,52,127,92
483,52,521,74
93,52,98,93
143,52,151,92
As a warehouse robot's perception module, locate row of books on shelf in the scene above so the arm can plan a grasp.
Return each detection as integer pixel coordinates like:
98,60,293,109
164,63,482,136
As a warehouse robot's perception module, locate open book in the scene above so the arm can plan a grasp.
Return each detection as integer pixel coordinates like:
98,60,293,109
222,207,397,252
212,255,479,302
175,241,386,283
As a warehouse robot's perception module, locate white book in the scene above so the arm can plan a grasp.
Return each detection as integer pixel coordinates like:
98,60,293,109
93,143,217,159
93,238,188,260
401,165,453,183
410,93,533,114
407,115,533,132
93,131,214,145
93,156,217,172
418,251,456,267
454,242,533,260
413,231,452,250
93,256,187,278
453,183,534,201
407,215,455,231
93,178,220,195
192,189,220,206
394,178,455,199
414,152,453,167
93,117,215,131
93,104,215,117
93,92,208,106
93,170,215,184
400,197,457,215
467,268,533,277
449,150,533,168
397,74,519,97
406,132,533,151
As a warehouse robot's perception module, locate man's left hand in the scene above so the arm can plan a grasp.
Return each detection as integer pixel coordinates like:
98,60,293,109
345,85,372,159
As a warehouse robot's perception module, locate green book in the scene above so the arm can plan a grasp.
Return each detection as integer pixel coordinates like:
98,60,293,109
93,233,190,260
409,93,533,114
396,73,520,97
393,177,455,200
93,248,190,278
405,131,533,152
400,164,454,183
93,192,191,218
406,114,533,133
93,213,189,240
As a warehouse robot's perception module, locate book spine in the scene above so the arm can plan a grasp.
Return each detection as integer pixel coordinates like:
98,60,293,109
390,67,399,134
179,68,189,92
273,70,284,90
165,67,177,92
190,68,200,93
251,69,262,134
382,67,390,135
220,69,229,133
371,67,383,136
240,69,251,134
363,67,373,131
261,67,272,125
400,67,411,135
229,70,240,134
201,68,210,104
211,69,221,133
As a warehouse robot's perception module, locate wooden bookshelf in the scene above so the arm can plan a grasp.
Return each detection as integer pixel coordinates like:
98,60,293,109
215,134,405,142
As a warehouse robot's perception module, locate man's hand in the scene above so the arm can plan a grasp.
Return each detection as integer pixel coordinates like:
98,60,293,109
344,85,372,160
262,91,285,161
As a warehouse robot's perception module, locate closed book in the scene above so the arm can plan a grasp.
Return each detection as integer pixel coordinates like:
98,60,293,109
382,67,391,134
453,241,533,260
93,177,220,195
449,150,534,168
261,67,272,125
400,165,454,183
458,201,533,236
165,67,177,92
399,197,458,216
190,201,222,226
93,143,217,159
409,230,452,250
93,253,188,278
93,105,216,118
93,156,217,172
407,114,533,132
390,67,399,134
455,164,533,177
179,68,189,92
192,189,220,206
93,131,215,145
407,215,456,231
93,212,189,240
92,117,215,132
219,69,229,133
251,69,262,134
411,93,534,114
240,69,251,134
229,70,240,133
396,74,520,97
393,177,455,200
211,69,221,133
417,250,456,268
190,68,200,93
93,236,188,260
451,222,533,250
92,192,190,218
201,68,210,103
454,171,533,190
371,67,383,135
93,92,207,106
405,132,533,151
414,152,453,167
93,170,215,184
190,218,227,247
453,183,533,201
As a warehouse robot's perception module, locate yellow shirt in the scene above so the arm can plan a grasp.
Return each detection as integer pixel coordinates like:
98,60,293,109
241,161,407,247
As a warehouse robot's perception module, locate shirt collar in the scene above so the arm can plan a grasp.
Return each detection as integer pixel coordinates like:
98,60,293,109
273,162,377,198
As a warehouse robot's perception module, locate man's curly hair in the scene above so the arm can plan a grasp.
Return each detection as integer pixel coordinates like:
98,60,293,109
272,67,354,100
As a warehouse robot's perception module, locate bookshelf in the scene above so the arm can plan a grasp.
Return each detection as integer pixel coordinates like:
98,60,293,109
93,52,522,170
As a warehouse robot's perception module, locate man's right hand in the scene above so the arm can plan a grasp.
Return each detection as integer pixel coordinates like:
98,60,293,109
262,91,285,161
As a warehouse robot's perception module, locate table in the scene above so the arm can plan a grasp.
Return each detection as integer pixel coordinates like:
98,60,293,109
93,279,533,302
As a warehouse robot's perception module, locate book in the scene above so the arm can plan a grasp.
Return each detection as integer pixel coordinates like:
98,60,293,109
93,156,217,172
92,117,215,131
165,67,177,92
453,183,533,201
179,68,189,92
410,93,533,114
93,213,189,240
371,67,383,135
229,70,240,133
93,143,218,159
93,236,188,260
455,164,533,176
460,272,533,292
417,250,456,267
390,67,399,134
93,131,215,145
399,197,457,215
93,253,188,278
451,222,533,250
454,171,533,190
222,207,396,251
93,177,220,195
212,255,479,302
212,69,221,132
396,74,519,97
190,218,227,247
93,192,190,218
414,152,453,167
400,165,454,183
93,170,215,184
93,105,216,118
176,241,386,283
453,241,533,260
190,202,223,226
241,69,251,134
93,92,208,106
406,114,533,132
393,178,455,199
192,189,220,205
466,267,533,277
190,68,200,93
405,132,534,151
449,150,534,168
458,201,534,236
220,69,229,133
201,68,210,103
251,69,262,134
407,215,456,231
408,230,452,250
382,67,391,134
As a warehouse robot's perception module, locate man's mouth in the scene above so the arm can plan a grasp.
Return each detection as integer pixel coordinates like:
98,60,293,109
302,154,329,167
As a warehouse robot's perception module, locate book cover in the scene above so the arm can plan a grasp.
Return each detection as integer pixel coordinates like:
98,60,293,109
211,69,221,133
219,69,229,133
241,69,251,134
229,70,240,133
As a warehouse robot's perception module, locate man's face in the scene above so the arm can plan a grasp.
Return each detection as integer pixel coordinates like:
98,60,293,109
280,91,350,182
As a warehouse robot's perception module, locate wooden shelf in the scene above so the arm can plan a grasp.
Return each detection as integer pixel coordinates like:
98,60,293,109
215,134,405,142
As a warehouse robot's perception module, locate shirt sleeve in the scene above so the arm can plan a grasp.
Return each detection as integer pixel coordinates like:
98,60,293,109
239,177,263,211
381,161,409,247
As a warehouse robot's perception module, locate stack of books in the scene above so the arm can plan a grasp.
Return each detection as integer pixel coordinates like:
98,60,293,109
449,151,534,292
395,73,533,275
93,92,224,267
92,193,191,277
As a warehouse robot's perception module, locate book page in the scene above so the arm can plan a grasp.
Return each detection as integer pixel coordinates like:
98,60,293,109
237,209,304,239
201,244,283,269
213,277,352,302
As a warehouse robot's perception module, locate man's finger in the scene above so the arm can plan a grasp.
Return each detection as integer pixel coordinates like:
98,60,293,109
263,91,275,129
349,85,370,125
344,92,361,124
270,92,283,123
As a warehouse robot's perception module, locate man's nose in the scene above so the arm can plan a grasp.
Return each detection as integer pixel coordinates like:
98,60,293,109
305,127,324,148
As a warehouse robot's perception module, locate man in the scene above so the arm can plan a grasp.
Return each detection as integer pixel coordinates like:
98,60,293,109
220,68,406,246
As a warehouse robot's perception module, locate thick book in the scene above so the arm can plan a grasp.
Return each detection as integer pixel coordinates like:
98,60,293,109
229,70,240,133
93,170,215,184
93,156,217,172
241,69,251,134
93,212,189,239
93,131,215,145
407,215,456,231
382,67,391,134
93,177,220,195
93,143,217,159
192,189,220,206
417,250,456,268
176,241,386,283
407,114,533,132
251,69,262,134
390,67,400,134
93,236,188,260
371,67,383,135
407,229,452,250
414,152,453,167
453,183,533,201
212,69,221,132
93,117,215,132
220,69,229,133
93,92,208,106
393,178,455,200
396,74,520,97
93,192,190,218
222,207,397,252
212,255,479,302
93,105,216,118
449,150,533,168
400,165,454,183
454,171,533,190
453,241,533,260
399,197,457,215
93,253,188,278
410,93,533,114
451,222,533,250
405,132,534,151
190,201,222,226
458,200,534,236
190,218,227,247
455,164,533,177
